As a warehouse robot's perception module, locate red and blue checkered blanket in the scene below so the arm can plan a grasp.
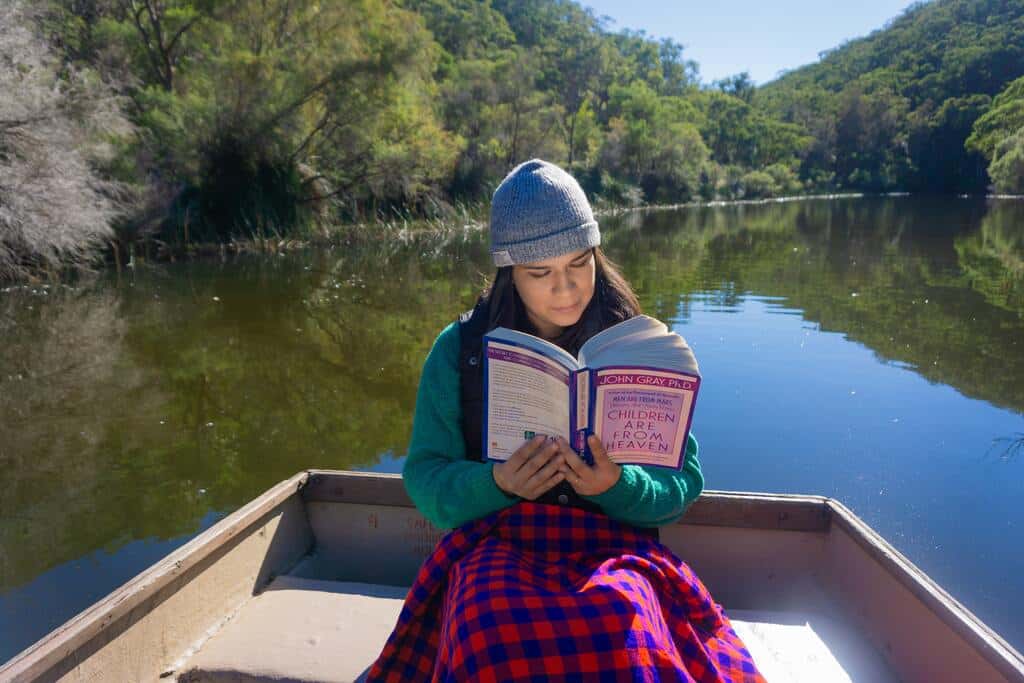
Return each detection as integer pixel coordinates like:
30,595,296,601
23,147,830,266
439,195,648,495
368,502,766,682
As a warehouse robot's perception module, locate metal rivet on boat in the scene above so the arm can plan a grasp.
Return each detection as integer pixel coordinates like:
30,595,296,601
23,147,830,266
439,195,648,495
557,494,569,505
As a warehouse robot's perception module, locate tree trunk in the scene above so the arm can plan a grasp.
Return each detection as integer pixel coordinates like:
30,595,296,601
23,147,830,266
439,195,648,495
567,110,577,166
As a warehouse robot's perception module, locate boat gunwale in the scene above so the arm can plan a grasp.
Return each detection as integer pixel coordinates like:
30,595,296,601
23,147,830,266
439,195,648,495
0,471,310,682
300,470,835,532
3,469,1022,681
825,498,1024,681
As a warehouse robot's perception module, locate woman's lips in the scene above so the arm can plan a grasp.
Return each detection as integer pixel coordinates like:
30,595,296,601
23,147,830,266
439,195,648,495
551,302,580,313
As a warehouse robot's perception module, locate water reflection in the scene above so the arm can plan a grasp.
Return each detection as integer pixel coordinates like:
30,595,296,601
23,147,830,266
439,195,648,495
1,196,1022,660
988,433,1024,462
608,197,1024,414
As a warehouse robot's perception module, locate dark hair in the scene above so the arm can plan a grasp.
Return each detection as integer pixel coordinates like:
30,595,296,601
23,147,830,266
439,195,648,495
479,247,641,356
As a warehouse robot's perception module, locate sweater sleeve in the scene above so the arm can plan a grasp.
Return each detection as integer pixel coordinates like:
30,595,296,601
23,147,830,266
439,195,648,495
583,432,704,528
401,322,518,529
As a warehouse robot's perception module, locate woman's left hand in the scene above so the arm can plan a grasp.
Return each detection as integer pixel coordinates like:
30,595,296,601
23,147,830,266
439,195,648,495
558,435,621,496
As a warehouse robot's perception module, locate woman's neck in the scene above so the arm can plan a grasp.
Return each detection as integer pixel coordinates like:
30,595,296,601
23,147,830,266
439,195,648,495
526,311,563,341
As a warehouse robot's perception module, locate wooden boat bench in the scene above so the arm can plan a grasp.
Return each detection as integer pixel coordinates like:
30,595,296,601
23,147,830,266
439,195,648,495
176,574,896,683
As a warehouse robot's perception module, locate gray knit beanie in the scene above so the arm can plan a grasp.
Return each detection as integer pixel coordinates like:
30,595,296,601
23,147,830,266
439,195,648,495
489,159,600,266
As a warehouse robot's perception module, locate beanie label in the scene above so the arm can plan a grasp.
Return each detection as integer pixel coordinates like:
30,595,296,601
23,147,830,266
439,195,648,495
493,250,514,266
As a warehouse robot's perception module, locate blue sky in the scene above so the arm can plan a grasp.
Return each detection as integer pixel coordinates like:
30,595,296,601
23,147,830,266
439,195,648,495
580,0,916,85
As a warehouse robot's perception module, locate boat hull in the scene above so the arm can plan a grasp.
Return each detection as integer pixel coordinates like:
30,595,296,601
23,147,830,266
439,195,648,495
2,470,1022,682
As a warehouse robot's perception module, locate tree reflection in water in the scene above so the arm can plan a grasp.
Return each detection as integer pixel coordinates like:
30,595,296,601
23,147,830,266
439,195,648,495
1,195,1022,660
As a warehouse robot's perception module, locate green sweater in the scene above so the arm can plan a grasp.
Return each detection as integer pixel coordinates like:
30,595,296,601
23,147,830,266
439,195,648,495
402,322,705,529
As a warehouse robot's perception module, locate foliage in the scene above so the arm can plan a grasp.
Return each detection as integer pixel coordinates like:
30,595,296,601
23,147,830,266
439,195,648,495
0,0,130,280
761,0,1024,193
72,0,461,241
966,75,1024,160
598,80,709,202
908,94,990,193
696,90,810,169
955,199,1024,314
4,0,1024,277
988,126,1024,193
441,47,566,198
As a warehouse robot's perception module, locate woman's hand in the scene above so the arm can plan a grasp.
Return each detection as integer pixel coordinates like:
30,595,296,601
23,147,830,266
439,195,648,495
559,435,621,496
492,435,566,500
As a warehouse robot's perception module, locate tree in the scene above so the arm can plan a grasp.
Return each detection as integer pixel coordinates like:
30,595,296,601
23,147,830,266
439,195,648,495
442,47,563,197
599,80,709,202
656,37,699,97
908,94,990,193
399,0,515,62
697,90,806,169
714,72,756,104
81,0,461,238
542,5,606,166
760,0,1024,193
988,126,1024,194
0,0,130,280
834,86,910,190
966,76,1024,161
108,0,227,92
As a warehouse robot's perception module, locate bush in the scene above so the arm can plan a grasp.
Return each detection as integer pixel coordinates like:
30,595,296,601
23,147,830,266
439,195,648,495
0,1,129,280
764,163,803,195
740,170,777,199
576,168,644,208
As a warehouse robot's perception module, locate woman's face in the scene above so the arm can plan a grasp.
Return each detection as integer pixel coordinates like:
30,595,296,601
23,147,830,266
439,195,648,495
512,248,596,340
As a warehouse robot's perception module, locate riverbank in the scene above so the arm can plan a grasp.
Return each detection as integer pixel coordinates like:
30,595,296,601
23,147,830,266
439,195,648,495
8,191,1019,283
103,190,1024,274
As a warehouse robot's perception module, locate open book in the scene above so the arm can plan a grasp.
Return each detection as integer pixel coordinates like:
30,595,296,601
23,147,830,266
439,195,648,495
483,315,700,470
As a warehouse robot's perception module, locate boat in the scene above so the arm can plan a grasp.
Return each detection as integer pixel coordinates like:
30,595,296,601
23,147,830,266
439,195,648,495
2,469,1023,682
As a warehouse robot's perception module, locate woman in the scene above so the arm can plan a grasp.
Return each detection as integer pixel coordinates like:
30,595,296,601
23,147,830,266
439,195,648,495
368,160,764,682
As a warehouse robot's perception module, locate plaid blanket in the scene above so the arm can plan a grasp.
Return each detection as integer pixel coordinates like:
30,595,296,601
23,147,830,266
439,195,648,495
367,502,765,682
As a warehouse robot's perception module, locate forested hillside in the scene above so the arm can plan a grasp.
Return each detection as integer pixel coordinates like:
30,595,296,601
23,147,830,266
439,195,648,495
2,0,1024,278
759,0,1024,193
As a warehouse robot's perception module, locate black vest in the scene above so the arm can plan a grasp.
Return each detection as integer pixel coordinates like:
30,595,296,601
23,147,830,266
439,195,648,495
457,300,603,513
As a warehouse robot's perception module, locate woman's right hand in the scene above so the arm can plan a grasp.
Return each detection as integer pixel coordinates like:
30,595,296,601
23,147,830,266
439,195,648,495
492,435,566,500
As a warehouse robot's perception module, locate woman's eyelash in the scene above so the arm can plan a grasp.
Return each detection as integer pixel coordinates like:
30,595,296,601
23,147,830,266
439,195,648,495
527,259,588,277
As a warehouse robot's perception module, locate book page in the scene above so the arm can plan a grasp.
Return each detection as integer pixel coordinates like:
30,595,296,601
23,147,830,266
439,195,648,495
485,326,579,369
591,368,699,469
578,315,665,367
485,341,571,461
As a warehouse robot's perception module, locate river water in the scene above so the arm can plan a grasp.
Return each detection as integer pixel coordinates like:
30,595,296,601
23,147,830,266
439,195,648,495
1,196,1022,661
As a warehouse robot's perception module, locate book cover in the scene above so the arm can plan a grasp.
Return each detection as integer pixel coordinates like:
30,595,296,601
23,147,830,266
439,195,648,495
483,315,700,470
585,367,699,469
